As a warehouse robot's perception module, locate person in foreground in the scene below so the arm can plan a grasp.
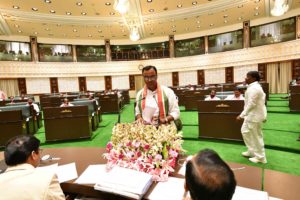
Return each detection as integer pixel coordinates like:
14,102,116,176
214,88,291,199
0,135,65,200
184,149,236,200
237,71,267,164
135,65,180,127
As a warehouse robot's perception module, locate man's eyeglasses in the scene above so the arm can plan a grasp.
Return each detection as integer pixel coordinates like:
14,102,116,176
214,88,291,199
143,75,157,81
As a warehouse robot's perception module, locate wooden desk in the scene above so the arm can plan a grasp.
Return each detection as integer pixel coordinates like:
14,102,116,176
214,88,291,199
198,100,244,141
0,147,265,199
289,85,300,112
43,106,92,142
264,169,300,200
0,110,23,147
120,89,130,104
98,94,120,113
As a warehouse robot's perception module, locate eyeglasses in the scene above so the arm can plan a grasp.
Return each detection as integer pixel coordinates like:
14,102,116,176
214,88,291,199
143,75,157,81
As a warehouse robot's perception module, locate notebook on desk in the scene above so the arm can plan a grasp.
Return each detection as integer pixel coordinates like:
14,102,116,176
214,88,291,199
94,166,153,200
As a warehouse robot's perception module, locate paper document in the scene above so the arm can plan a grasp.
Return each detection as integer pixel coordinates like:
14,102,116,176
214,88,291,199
142,106,157,123
56,162,78,183
75,164,107,184
232,186,269,200
94,166,153,200
37,163,58,173
146,177,186,200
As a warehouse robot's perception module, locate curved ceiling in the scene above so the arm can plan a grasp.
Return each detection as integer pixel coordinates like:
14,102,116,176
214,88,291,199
0,0,299,40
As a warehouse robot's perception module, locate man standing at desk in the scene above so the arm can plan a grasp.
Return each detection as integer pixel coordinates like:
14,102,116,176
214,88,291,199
135,65,180,127
237,71,267,164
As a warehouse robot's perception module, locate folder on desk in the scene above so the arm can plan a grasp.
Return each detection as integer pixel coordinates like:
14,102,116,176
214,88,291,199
94,166,153,200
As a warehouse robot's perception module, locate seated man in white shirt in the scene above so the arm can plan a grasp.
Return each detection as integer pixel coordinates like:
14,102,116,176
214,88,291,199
225,88,244,100
88,94,99,106
205,90,220,101
60,98,74,107
0,90,7,101
27,98,40,114
135,65,180,129
0,135,65,200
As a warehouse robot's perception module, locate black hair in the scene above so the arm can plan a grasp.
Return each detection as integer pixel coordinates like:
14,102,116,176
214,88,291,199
142,65,157,74
247,71,260,82
234,87,242,92
185,149,236,200
4,135,40,166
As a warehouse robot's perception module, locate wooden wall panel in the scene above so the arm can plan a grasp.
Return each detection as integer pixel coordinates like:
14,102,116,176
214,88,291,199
18,78,27,94
172,72,179,86
129,75,135,90
197,70,205,85
258,63,267,81
105,76,112,90
225,67,234,83
78,77,87,92
50,77,59,93
292,59,300,79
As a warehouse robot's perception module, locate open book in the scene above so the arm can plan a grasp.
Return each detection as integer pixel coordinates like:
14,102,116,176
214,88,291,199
94,166,153,200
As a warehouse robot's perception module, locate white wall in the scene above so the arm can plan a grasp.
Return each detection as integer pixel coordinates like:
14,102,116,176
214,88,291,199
234,64,258,82
205,68,225,84
157,72,172,86
112,75,130,90
86,76,105,91
179,71,197,86
58,77,79,92
26,78,50,94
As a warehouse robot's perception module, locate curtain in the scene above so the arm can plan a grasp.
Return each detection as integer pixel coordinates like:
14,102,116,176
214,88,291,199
278,61,292,93
266,63,280,93
0,79,19,97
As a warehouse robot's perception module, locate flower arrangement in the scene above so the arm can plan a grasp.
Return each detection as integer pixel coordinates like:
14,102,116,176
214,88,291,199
103,122,184,181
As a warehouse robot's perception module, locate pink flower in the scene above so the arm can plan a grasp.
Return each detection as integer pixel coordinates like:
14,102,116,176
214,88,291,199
169,149,178,158
126,141,132,147
134,141,141,148
155,154,162,161
144,144,150,150
106,142,113,152
136,151,142,157
118,154,124,159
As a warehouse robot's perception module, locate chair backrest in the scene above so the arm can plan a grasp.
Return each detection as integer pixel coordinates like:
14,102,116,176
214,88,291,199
71,100,96,115
0,105,32,118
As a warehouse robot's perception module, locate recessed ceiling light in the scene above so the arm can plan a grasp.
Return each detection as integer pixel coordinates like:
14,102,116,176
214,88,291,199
14,24,19,28
98,30,102,33
109,12,115,15
223,15,228,18
224,20,228,23
192,1,197,5
197,20,200,24
17,30,22,33
105,2,111,5
197,25,201,28
12,5,20,9
238,5,243,8
32,7,38,11
88,34,92,37
238,16,243,20
147,0,153,2
76,2,83,6
149,9,154,12
50,10,56,13
73,29,77,32
66,12,72,15
172,25,176,28
45,28,50,31
177,4,182,8
34,31,38,35
44,0,51,3
255,6,259,10
81,12,87,15
210,23,214,26
254,12,259,16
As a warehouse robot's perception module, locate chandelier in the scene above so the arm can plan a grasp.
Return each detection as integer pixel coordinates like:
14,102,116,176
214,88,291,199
270,0,290,16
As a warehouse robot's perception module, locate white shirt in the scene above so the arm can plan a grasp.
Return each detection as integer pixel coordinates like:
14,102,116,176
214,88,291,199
225,94,245,100
27,103,40,113
239,81,267,123
60,103,74,107
135,85,180,121
205,96,221,101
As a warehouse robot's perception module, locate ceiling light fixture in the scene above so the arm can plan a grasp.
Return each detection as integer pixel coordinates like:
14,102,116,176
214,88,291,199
66,12,72,15
81,12,87,15
255,12,259,16
177,4,182,8
210,23,214,26
147,0,153,2
192,1,197,5
50,10,56,13
224,20,228,23
32,7,38,11
34,32,38,35
44,0,51,3
12,5,20,9
114,0,129,14
76,2,83,6
105,2,111,5
14,24,19,28
73,29,77,32
197,25,201,28
129,27,140,41
110,12,115,15
18,30,22,33
270,0,290,16
149,9,154,12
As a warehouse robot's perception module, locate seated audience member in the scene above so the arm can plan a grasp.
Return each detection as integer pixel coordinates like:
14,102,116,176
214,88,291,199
20,93,28,100
0,89,7,100
0,135,65,200
88,94,99,106
205,90,220,101
27,98,40,114
185,149,236,200
225,88,244,100
9,96,15,104
60,98,74,107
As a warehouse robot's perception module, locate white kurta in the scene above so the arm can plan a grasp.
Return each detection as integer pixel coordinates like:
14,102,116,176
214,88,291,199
239,81,267,159
225,95,245,100
135,85,180,123
205,96,221,101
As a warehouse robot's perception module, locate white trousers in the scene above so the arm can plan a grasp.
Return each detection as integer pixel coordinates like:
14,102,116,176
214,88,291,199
241,120,266,159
